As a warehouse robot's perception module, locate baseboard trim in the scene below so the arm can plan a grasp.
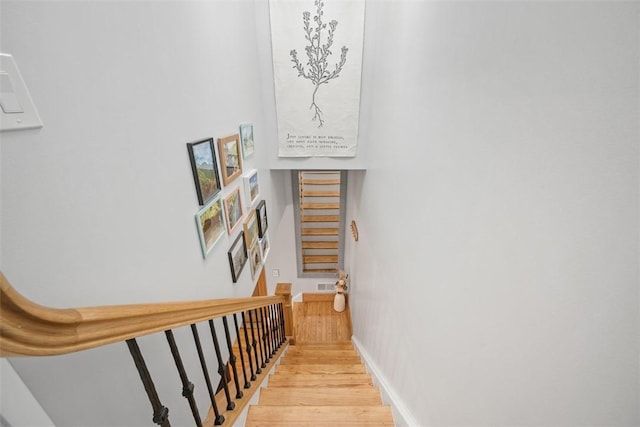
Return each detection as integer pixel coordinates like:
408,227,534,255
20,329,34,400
351,336,420,427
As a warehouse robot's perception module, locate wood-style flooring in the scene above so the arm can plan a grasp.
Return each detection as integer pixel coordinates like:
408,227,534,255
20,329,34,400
293,293,352,343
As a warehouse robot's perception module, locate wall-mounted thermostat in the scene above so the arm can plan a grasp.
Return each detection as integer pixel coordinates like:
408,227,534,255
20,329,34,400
0,53,43,132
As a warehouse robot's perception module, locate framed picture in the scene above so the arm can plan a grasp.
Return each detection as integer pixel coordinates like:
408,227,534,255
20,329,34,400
243,209,259,250
218,134,243,185
239,123,255,158
195,196,225,259
248,242,262,279
223,187,244,235
256,200,268,238
227,231,248,283
187,138,221,205
259,232,270,261
244,169,260,207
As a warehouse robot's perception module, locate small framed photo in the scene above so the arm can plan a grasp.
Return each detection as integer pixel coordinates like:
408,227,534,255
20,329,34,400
195,196,225,259
239,123,255,158
256,200,268,238
227,231,248,283
244,169,260,207
223,187,244,235
218,134,243,185
259,232,270,261
243,209,259,250
248,242,262,279
187,138,221,205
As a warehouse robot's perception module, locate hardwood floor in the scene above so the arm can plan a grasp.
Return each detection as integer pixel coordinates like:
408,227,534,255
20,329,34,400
293,295,352,343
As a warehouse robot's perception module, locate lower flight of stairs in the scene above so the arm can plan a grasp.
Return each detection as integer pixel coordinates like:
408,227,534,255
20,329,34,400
245,341,394,426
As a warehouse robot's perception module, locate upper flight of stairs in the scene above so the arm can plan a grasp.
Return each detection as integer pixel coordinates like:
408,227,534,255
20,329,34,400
245,341,395,426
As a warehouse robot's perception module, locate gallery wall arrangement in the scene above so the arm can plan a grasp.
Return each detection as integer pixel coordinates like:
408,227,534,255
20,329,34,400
185,123,270,284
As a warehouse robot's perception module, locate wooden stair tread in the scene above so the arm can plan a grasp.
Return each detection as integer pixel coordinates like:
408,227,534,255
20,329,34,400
246,406,394,426
276,364,366,374
267,373,373,388
301,190,341,197
301,228,339,236
285,349,358,357
279,356,362,365
258,387,382,406
301,215,340,223
302,255,339,264
301,241,339,249
302,268,338,273
301,178,341,185
300,203,340,210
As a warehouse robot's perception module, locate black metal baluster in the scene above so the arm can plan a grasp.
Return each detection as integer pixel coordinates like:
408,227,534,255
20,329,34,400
222,316,243,399
273,304,282,347
259,307,271,361
126,339,171,427
233,313,251,388
250,309,265,369
209,319,235,411
240,311,256,381
257,307,267,364
278,302,286,345
190,324,224,426
165,330,202,427
268,305,277,354
248,310,264,374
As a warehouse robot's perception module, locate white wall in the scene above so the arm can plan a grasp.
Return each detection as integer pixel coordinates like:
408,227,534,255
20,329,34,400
0,360,54,426
0,1,288,425
347,1,639,426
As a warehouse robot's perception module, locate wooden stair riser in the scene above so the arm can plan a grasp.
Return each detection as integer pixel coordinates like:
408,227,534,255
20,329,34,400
285,349,359,358
278,356,362,365
267,373,373,388
245,406,395,426
258,387,382,406
275,364,366,375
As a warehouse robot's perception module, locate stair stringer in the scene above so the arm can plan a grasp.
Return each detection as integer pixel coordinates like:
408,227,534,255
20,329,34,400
351,336,420,427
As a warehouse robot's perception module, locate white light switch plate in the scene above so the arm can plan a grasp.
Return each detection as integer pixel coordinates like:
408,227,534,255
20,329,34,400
1,53,43,132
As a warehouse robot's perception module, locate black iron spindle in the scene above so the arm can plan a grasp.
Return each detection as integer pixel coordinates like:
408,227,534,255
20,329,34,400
260,307,271,360
278,302,286,345
222,316,243,399
257,307,269,363
233,313,251,388
126,339,171,427
273,304,282,347
268,305,277,354
209,319,235,411
165,330,202,427
240,311,256,381
190,324,224,426
250,309,265,369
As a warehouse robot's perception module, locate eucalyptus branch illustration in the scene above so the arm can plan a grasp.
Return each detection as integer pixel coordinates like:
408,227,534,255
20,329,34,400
290,0,348,127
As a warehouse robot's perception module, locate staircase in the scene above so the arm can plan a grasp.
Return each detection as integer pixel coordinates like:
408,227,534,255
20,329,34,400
293,171,347,277
245,342,394,425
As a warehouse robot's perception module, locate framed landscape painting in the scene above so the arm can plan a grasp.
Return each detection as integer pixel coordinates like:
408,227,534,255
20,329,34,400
187,138,221,205
243,209,259,250
240,123,255,158
195,196,225,259
248,242,262,279
256,200,268,238
223,187,243,235
218,134,243,185
244,169,260,207
259,232,270,261
227,231,247,283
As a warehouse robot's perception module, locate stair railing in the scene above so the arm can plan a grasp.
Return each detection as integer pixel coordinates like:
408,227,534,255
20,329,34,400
0,272,291,426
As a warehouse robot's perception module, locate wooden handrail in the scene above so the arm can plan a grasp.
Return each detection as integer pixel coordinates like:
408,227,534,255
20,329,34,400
0,272,285,357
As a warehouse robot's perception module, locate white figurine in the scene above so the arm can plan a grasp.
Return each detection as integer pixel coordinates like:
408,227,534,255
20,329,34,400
333,270,348,312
